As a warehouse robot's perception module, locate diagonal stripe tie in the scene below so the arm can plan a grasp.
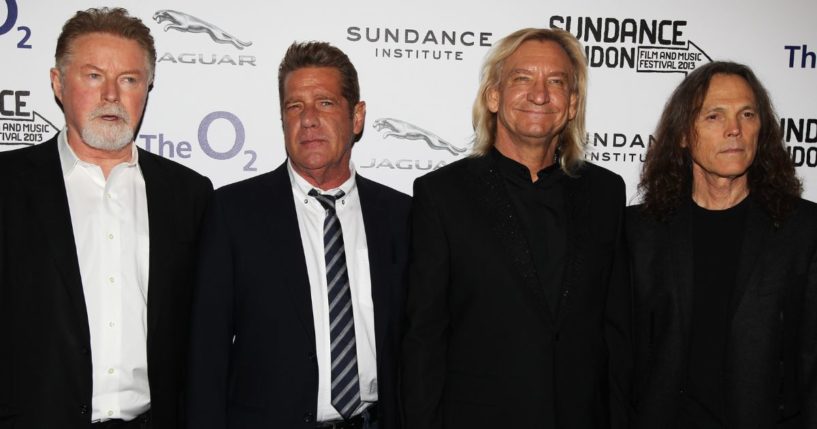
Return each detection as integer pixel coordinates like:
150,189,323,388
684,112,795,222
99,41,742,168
309,189,361,420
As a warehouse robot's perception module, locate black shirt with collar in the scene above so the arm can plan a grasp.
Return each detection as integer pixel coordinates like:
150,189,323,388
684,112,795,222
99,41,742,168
490,147,567,314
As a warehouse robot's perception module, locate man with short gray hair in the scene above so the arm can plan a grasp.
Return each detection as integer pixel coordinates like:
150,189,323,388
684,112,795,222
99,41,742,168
0,8,212,428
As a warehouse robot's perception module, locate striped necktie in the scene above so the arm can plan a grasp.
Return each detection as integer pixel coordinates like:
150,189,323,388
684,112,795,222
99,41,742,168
309,189,362,420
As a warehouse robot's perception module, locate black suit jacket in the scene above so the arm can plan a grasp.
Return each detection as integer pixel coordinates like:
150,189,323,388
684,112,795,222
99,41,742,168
0,136,213,428
185,162,410,429
401,154,630,429
626,198,817,428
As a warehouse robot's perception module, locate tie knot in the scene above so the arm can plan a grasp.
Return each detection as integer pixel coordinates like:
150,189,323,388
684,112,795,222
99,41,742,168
309,189,345,212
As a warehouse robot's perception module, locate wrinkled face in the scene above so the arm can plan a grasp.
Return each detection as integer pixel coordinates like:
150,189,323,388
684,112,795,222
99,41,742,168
689,74,760,181
487,40,577,148
51,32,150,152
282,67,365,183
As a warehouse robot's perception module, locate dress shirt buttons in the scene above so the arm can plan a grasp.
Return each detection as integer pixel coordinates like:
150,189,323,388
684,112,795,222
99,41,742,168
108,276,115,284
108,321,115,328
107,368,115,374
108,233,114,240
107,410,114,417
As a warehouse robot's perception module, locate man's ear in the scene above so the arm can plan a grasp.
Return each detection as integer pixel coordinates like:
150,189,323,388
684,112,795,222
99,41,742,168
50,68,64,104
486,86,499,113
352,101,366,135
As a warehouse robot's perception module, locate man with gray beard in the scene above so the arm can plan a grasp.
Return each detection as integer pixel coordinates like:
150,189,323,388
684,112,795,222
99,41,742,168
0,8,212,429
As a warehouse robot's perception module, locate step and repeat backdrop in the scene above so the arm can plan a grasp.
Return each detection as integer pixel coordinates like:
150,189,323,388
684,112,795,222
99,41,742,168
1,0,815,202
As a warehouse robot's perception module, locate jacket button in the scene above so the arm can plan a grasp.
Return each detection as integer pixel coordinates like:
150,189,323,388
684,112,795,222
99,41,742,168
80,347,89,355
303,412,314,423
80,404,89,415
307,351,316,360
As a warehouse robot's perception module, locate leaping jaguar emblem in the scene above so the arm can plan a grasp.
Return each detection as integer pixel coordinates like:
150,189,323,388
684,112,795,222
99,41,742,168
153,10,252,50
373,118,470,156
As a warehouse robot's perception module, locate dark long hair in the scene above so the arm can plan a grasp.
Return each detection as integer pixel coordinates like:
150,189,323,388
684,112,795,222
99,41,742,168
639,61,801,223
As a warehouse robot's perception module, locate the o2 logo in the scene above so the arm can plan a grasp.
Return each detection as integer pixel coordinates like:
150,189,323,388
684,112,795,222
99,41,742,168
139,111,258,172
0,0,32,49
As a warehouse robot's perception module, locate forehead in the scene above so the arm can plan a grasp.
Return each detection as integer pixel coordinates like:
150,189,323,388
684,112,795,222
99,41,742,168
702,74,756,105
503,39,574,75
284,67,344,97
66,32,147,67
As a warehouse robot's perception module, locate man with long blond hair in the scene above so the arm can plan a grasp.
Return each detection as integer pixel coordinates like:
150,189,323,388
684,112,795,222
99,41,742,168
402,28,630,428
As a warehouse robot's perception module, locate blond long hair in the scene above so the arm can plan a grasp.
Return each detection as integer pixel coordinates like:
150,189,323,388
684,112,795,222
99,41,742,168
471,28,587,175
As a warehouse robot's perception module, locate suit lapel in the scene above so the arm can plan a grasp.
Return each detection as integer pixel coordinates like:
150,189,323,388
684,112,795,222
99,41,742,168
555,170,591,327
264,164,316,342
467,156,555,325
356,175,390,353
669,203,695,343
138,150,174,336
26,138,89,341
729,200,771,318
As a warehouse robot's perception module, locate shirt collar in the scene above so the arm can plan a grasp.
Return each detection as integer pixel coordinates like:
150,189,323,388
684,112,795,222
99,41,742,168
57,128,139,177
287,158,357,202
490,146,562,187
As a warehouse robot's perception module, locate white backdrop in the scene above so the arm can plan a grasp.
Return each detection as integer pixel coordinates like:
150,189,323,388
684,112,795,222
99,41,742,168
1,0,815,203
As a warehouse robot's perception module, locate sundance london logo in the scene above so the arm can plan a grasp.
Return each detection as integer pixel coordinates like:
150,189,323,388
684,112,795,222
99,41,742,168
0,90,59,147
549,15,711,75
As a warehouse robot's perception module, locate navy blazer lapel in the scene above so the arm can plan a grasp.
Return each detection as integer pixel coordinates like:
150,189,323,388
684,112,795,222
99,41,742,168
356,175,391,351
467,156,555,325
264,164,316,342
729,200,771,319
26,139,89,341
138,150,174,336
669,203,695,343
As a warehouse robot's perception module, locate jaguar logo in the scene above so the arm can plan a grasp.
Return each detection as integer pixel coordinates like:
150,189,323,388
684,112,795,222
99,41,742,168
153,10,252,50
373,118,469,156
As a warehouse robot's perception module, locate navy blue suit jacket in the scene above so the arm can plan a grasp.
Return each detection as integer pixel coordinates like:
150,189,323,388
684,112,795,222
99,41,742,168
186,162,410,429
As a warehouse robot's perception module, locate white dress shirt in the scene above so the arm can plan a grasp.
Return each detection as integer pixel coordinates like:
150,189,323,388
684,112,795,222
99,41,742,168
288,160,378,422
58,129,151,422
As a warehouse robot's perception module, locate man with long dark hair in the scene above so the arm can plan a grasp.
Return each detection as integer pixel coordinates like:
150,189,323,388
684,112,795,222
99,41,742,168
628,61,817,428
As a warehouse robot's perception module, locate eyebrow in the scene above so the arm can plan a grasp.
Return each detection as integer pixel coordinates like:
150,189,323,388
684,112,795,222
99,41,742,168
508,68,569,78
78,63,145,76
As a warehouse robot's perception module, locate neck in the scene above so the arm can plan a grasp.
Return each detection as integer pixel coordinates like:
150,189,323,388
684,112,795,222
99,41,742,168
494,134,559,182
67,132,133,179
294,166,351,191
691,169,749,210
